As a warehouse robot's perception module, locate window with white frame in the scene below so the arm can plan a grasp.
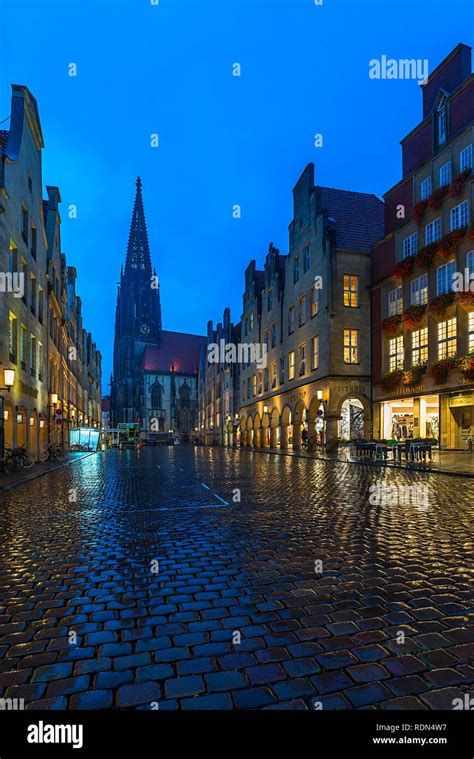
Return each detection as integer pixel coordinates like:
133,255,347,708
469,312,474,353
388,286,403,316
460,144,473,172
288,350,295,380
420,176,432,200
467,251,474,279
411,274,428,306
425,217,441,244
389,336,404,372
450,200,469,231
344,329,359,364
252,374,257,396
438,318,457,359
438,110,447,145
403,233,418,259
249,311,254,330
311,335,319,370
303,244,310,273
439,161,451,187
412,328,428,366
437,260,456,295
293,256,300,283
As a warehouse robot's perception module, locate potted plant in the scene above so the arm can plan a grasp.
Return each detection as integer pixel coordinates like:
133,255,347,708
429,292,455,318
394,255,415,279
429,357,457,384
402,305,426,328
382,314,403,336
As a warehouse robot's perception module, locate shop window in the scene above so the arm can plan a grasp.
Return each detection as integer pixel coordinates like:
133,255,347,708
389,335,404,371
343,274,359,307
412,328,428,366
344,329,359,364
438,318,457,359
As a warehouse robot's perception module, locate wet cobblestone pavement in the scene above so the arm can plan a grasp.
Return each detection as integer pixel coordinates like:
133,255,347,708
0,446,472,710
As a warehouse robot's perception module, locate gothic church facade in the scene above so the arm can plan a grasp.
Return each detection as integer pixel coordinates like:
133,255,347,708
111,178,205,442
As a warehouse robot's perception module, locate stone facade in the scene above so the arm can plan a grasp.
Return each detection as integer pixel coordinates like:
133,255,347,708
0,85,101,460
238,163,383,450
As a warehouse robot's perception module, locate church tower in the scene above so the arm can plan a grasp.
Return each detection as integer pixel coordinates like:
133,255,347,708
111,178,162,424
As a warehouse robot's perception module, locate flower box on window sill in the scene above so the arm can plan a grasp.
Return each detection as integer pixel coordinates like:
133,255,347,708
380,369,404,392
457,353,474,382
394,255,415,279
455,291,474,310
413,200,428,223
415,242,439,269
428,186,448,210
402,305,426,328
438,228,466,259
428,292,456,318
382,314,403,336
429,357,457,384
448,167,472,199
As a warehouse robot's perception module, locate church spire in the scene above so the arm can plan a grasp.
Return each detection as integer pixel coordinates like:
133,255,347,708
125,177,152,274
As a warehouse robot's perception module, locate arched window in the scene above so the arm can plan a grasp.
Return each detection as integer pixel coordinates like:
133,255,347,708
150,382,163,409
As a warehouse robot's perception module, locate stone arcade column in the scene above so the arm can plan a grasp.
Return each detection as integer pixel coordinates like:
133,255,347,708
270,426,278,449
292,423,302,451
280,425,289,449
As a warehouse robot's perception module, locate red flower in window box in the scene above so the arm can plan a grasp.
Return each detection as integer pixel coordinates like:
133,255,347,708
393,255,415,279
467,225,474,241
448,168,472,198
380,369,404,393
415,243,439,269
430,357,457,384
455,291,474,309
402,305,426,328
404,363,427,386
382,314,403,336
428,186,448,210
457,353,474,382
438,229,465,259
413,200,428,223
428,292,455,318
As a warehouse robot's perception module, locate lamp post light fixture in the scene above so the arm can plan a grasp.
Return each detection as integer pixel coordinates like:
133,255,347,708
317,389,324,401
3,368,15,391
263,405,268,414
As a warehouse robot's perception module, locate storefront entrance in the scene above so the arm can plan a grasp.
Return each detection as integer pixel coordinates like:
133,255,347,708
381,395,439,442
451,405,473,448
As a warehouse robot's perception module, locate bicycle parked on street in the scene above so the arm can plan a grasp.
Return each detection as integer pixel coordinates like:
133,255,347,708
0,446,35,472
39,443,68,462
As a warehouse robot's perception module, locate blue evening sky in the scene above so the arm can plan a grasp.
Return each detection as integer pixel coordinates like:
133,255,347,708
0,0,472,391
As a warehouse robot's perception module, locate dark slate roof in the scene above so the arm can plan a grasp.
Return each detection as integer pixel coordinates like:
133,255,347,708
318,186,384,252
143,330,206,374
0,130,9,155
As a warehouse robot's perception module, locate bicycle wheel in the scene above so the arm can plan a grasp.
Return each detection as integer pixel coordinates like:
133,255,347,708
39,448,49,462
5,454,21,472
23,455,35,469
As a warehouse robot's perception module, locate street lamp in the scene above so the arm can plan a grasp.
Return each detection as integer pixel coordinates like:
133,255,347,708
3,368,15,390
263,405,268,414
317,389,324,401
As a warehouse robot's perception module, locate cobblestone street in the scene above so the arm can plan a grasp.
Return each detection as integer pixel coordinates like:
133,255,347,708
0,447,472,711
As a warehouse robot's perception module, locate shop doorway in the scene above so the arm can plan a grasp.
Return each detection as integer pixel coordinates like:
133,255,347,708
381,396,439,442
339,398,364,440
453,406,473,448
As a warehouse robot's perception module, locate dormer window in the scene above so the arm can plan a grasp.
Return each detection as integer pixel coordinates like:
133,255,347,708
436,93,448,147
